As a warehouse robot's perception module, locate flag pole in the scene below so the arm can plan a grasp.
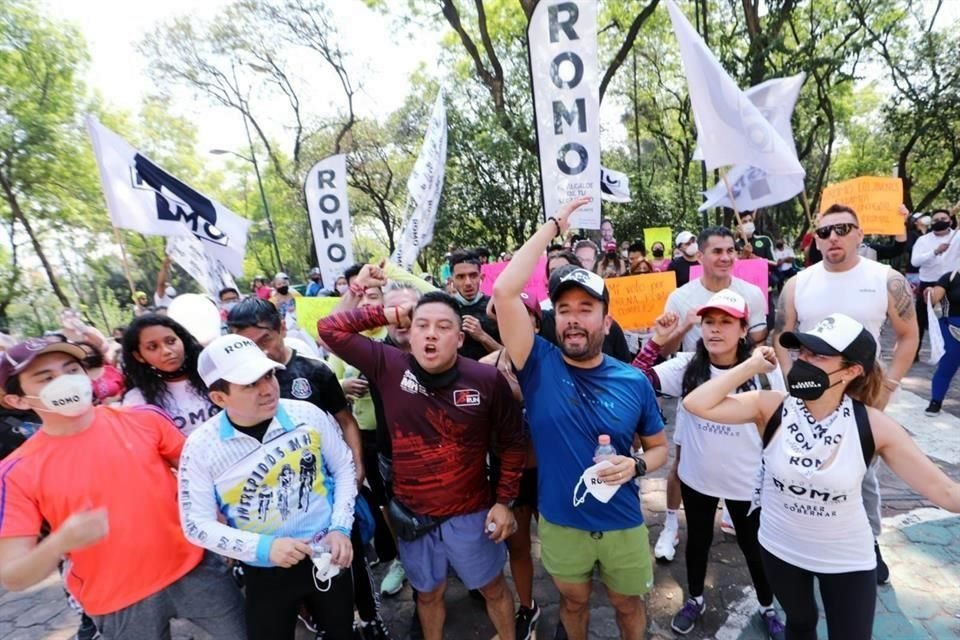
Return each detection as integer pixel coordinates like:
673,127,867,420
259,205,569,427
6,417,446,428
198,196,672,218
719,170,743,228
799,190,816,227
112,226,137,298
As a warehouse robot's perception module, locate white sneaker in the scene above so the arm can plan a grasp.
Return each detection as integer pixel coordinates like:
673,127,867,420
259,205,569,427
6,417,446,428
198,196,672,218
719,503,736,536
654,526,679,562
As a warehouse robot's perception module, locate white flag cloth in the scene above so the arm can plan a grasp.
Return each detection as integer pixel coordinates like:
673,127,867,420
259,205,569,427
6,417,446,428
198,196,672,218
698,73,807,211
665,0,803,176
305,154,354,287
165,235,238,300
86,117,251,275
391,91,447,271
600,166,631,203
528,0,603,228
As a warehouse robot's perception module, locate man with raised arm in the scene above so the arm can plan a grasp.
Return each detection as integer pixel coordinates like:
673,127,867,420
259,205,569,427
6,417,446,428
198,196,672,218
492,197,668,640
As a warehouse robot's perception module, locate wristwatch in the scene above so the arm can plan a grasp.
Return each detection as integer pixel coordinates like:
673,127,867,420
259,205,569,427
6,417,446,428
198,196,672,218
632,454,647,478
499,499,517,510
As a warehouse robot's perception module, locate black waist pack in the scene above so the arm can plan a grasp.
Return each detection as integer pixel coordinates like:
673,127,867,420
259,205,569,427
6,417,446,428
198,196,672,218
387,499,448,542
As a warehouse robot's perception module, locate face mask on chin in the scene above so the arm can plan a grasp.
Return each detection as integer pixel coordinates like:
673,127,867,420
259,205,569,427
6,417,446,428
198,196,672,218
786,359,847,400
29,374,94,417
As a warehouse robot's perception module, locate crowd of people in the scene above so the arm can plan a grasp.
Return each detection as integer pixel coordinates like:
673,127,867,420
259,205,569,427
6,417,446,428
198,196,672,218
0,197,958,640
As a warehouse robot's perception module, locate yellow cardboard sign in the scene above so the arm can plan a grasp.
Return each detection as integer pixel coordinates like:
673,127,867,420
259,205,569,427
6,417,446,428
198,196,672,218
819,177,903,235
605,271,677,330
644,227,673,254
295,297,340,340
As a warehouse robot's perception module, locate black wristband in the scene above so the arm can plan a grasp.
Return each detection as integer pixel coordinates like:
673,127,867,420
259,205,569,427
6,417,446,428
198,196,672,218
547,216,562,237
632,454,647,478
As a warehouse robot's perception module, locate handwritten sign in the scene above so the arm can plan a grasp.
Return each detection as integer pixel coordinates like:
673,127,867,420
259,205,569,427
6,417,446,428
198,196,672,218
689,258,770,311
820,176,903,235
605,271,677,330
295,297,340,340
644,227,673,254
480,256,549,302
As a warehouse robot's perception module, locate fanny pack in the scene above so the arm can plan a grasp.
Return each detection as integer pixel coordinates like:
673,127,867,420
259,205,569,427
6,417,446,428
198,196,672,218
387,499,448,541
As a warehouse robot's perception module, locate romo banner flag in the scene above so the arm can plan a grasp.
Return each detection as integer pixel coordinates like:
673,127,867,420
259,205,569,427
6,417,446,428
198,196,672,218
86,117,251,275
528,0,602,228
166,234,238,300
391,91,447,271
305,154,354,288
698,74,806,211
600,166,631,203
665,0,802,176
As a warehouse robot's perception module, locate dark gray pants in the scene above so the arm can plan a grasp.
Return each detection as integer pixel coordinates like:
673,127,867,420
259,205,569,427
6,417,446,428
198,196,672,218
93,552,246,640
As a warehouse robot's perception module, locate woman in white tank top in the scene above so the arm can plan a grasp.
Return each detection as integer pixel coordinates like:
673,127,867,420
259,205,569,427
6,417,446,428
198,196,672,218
683,313,960,640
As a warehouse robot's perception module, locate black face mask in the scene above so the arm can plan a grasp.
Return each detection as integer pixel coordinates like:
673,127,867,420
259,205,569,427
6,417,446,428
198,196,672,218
652,249,664,258
786,359,846,400
775,243,784,250
276,286,290,295
931,220,951,232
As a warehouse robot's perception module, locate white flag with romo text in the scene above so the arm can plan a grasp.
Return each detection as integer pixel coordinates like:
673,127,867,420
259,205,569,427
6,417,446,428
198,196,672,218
698,73,807,211
305,154,354,288
665,0,803,176
391,91,447,271
166,234,238,300
86,117,251,275
600,166,631,203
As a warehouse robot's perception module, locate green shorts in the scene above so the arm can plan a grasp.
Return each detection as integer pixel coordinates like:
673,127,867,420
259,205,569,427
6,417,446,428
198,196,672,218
538,516,654,596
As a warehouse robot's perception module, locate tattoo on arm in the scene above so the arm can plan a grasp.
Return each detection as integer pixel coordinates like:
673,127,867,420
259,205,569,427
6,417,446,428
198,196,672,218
888,273,915,320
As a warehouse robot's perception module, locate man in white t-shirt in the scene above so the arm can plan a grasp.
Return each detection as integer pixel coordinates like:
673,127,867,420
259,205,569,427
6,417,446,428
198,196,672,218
653,227,768,562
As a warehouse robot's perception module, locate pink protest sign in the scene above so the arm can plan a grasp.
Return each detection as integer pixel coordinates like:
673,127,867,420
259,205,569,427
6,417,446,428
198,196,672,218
480,256,549,302
689,258,769,311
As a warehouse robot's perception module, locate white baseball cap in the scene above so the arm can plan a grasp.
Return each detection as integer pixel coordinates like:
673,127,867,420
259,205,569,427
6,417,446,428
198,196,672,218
676,231,696,245
779,313,877,372
198,335,285,387
697,289,748,320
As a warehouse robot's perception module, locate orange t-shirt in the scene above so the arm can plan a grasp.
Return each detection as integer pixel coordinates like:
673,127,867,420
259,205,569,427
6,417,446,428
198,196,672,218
0,405,203,615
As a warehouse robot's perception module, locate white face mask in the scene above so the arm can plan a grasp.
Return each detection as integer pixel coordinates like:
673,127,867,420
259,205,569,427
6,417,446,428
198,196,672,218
336,284,348,295
684,242,699,257
741,222,756,236
573,460,621,507
33,374,94,417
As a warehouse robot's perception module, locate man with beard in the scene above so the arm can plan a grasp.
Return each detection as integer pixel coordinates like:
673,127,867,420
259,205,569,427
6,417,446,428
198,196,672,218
317,291,526,640
493,197,668,640
774,203,919,585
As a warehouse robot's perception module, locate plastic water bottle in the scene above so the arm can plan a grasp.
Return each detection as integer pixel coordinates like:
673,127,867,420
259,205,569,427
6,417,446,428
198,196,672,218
594,435,617,463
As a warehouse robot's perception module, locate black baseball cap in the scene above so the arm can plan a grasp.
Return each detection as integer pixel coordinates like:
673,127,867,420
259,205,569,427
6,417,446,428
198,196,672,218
548,267,610,305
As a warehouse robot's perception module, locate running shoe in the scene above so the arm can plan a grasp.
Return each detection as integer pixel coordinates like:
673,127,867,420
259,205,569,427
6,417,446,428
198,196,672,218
719,503,737,536
76,614,100,640
381,559,406,596
654,526,680,562
875,542,890,585
515,600,541,640
298,606,318,633
670,598,705,635
924,400,942,416
356,618,393,639
760,609,786,640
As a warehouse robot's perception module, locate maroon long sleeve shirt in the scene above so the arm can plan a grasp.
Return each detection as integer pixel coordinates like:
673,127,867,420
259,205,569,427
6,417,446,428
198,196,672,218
317,306,527,517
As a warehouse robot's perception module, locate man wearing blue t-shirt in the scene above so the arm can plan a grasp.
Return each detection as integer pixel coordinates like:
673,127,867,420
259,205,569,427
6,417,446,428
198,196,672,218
493,197,668,640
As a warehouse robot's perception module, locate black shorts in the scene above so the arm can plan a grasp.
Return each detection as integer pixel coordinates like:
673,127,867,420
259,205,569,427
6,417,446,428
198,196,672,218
489,456,538,510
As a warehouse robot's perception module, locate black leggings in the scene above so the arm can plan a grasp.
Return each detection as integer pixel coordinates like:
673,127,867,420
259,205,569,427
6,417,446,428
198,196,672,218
760,547,876,640
680,482,772,605
244,558,354,640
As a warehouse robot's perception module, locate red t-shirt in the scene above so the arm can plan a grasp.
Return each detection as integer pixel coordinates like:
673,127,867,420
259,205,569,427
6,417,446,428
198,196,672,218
91,365,125,403
0,406,202,614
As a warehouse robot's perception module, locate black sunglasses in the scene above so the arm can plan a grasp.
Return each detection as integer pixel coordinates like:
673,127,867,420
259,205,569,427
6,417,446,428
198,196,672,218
815,223,858,240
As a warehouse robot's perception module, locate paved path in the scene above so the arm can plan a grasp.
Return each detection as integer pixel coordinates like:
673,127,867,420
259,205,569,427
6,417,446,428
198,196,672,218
2,328,958,639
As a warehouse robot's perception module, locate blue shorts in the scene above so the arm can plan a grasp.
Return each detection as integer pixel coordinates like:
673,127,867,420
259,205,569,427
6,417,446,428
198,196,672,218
397,509,506,592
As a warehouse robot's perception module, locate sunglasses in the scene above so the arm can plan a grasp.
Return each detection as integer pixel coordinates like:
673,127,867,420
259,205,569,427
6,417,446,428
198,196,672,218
815,223,858,239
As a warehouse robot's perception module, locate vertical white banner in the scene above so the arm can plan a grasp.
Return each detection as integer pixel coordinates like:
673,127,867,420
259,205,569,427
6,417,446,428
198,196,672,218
305,154,354,287
165,235,238,300
391,91,447,271
528,0,602,229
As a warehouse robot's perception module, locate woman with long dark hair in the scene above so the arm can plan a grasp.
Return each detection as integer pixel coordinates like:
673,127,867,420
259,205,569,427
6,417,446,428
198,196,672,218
631,290,786,638
684,313,960,639
121,314,217,434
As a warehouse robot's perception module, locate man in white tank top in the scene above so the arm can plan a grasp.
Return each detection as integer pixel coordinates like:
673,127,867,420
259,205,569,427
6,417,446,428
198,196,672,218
773,203,919,585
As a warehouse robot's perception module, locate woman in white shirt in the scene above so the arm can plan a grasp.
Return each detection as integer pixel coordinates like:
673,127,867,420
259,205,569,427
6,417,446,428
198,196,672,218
121,314,218,435
684,313,960,639
911,209,958,356
631,290,786,638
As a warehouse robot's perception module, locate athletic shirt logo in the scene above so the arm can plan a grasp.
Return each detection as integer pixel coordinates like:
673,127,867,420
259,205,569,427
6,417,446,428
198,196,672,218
290,378,312,399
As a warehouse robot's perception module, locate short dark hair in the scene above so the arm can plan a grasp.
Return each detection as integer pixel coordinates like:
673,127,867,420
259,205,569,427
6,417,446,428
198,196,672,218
227,297,282,332
450,251,481,270
415,291,462,317
573,239,598,256
547,243,564,253
473,247,490,259
208,379,231,394
740,211,755,221
698,226,735,249
218,287,240,300
343,263,364,284
601,218,613,226
546,250,581,280
3,375,23,396
820,204,860,225
628,241,646,254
